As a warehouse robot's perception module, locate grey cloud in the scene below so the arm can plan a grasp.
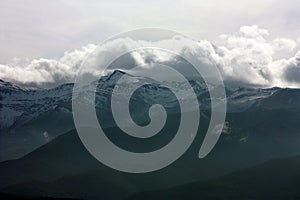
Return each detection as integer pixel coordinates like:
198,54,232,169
284,52,300,84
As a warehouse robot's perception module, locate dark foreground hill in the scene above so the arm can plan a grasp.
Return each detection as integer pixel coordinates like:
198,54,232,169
0,193,81,200
1,114,300,200
128,155,300,200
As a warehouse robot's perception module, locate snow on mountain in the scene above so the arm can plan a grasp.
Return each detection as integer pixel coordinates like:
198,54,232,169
1,70,300,162
0,80,73,130
1,70,300,131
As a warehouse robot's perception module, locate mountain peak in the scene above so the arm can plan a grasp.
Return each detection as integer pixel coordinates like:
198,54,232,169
111,69,126,75
102,69,130,83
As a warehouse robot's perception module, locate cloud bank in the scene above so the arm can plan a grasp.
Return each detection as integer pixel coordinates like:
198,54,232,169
0,25,299,88
0,44,97,88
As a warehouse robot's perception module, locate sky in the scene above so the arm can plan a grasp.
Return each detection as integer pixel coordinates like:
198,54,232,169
0,0,300,87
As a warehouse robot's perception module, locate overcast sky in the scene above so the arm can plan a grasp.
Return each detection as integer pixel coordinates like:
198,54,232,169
1,0,299,62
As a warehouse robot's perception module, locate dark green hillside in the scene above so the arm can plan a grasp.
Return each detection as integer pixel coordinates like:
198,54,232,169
129,155,300,200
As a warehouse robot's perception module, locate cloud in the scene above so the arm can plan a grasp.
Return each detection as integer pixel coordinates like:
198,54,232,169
0,25,299,88
272,38,297,52
239,25,269,38
0,44,97,87
215,25,298,87
270,51,300,87
284,52,300,84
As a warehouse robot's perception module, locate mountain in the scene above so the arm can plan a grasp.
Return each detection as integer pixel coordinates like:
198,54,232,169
2,70,300,133
1,106,300,199
0,126,299,199
0,79,75,161
0,79,73,130
0,70,300,199
1,70,300,161
128,155,300,200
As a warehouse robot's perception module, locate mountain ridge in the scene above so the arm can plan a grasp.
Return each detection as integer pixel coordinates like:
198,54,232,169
1,70,300,162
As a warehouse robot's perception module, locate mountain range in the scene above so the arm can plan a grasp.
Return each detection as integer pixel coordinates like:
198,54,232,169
0,70,300,199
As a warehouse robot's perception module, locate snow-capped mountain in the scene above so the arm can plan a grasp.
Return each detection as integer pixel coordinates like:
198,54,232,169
0,80,73,130
1,70,300,161
0,69,204,131
1,70,300,131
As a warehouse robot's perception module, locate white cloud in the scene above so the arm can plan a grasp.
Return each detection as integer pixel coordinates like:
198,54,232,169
0,25,299,88
239,25,269,38
272,38,297,52
214,25,299,87
0,44,97,87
